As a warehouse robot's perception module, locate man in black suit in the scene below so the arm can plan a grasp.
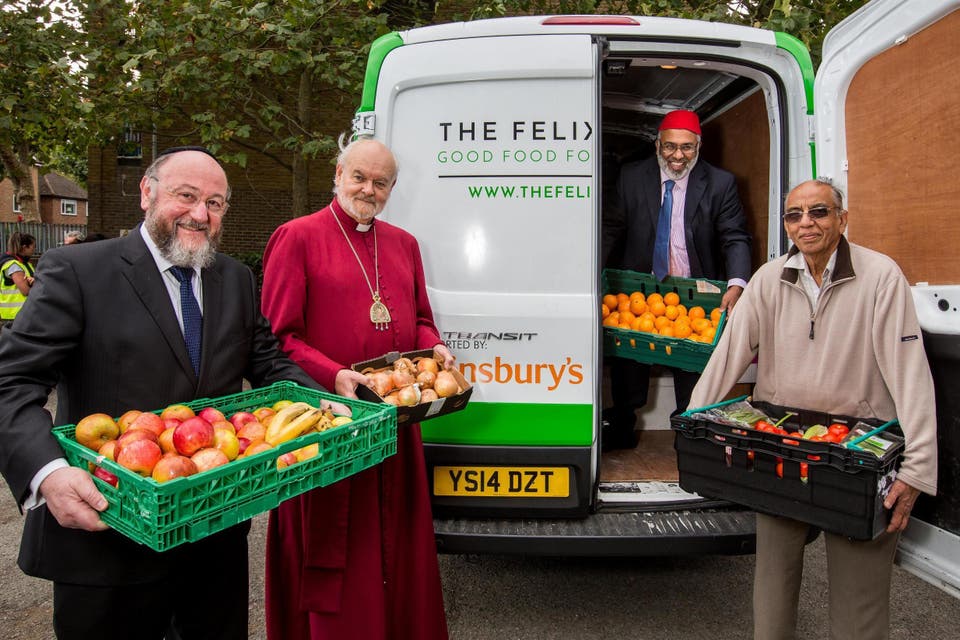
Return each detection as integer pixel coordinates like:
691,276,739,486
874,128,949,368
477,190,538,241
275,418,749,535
601,110,751,450
0,147,319,639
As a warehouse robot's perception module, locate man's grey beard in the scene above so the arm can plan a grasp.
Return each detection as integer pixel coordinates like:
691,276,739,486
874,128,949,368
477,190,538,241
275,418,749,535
657,152,698,181
145,207,219,269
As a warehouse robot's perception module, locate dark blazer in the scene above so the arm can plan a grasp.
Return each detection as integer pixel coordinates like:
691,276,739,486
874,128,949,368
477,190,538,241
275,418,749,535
0,227,319,585
602,156,751,282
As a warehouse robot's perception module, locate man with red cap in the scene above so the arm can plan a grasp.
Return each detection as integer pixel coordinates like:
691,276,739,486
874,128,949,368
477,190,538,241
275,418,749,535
601,109,751,450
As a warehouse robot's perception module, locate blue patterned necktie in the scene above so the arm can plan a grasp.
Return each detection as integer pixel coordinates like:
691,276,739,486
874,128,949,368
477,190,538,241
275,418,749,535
170,266,202,376
653,179,675,281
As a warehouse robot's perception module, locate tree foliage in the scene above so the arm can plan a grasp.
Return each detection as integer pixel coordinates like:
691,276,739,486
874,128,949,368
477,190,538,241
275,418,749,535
0,1,91,221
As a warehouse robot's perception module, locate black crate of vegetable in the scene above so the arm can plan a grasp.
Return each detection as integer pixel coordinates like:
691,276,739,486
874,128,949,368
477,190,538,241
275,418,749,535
671,398,905,540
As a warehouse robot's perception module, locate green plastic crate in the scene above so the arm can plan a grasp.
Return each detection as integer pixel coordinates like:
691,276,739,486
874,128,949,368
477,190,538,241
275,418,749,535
602,268,727,372
53,381,397,552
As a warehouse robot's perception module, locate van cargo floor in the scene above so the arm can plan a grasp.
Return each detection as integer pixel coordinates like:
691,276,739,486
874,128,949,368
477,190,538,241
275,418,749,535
601,429,678,483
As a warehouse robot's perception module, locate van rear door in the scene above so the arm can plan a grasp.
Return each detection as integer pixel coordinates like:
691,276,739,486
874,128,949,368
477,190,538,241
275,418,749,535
363,31,600,516
814,0,960,596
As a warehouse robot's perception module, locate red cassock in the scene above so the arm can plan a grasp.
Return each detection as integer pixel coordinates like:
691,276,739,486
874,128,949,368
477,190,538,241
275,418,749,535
261,200,449,640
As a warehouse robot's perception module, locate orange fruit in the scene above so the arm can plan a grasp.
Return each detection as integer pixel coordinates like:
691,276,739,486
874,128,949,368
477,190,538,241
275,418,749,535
603,312,620,327
601,303,610,319
691,318,711,335
630,317,644,331
649,300,666,317
629,294,647,316
654,316,672,330
638,317,656,333
664,304,680,320
619,310,636,325
619,322,632,330
701,327,717,342
676,304,687,317
664,291,680,306
646,292,663,307
603,294,618,310
673,322,693,339
659,326,675,337
689,306,706,320
617,298,631,313
710,307,722,323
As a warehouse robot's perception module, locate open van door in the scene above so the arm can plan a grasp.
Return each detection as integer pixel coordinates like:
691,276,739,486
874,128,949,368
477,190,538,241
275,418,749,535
814,0,960,596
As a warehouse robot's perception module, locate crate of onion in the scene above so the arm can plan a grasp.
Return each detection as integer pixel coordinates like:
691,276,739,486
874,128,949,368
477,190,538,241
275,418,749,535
352,349,473,425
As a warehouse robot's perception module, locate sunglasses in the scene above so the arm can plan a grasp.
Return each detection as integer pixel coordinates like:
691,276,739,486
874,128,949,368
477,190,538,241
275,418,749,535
782,206,839,225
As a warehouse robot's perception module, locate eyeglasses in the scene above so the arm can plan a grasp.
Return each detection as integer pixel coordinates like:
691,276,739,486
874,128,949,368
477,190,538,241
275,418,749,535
782,206,839,225
659,142,698,155
151,177,229,215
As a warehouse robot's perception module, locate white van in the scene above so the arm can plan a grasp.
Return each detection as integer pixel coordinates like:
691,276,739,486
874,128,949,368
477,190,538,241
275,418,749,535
353,0,960,594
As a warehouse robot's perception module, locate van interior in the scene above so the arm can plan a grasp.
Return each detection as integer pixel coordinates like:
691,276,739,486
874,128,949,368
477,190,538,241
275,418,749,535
597,55,771,489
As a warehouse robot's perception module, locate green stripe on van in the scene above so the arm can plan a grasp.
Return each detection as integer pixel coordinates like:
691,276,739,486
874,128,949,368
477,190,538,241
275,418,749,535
775,31,817,178
359,32,403,113
420,402,593,446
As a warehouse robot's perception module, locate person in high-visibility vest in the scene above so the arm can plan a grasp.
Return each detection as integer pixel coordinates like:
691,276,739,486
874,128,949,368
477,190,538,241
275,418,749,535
1,232,37,325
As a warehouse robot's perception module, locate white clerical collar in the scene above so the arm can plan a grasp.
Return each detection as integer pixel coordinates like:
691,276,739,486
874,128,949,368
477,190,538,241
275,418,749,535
355,222,372,232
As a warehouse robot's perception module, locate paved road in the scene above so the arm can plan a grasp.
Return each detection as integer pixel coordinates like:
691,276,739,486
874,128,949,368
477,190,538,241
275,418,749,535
3,482,959,640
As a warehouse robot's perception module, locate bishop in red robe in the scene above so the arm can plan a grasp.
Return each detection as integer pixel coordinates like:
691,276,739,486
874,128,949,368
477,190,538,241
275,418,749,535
261,138,450,640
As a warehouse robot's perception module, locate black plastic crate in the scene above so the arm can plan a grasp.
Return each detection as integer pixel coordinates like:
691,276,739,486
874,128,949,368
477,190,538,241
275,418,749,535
672,398,904,540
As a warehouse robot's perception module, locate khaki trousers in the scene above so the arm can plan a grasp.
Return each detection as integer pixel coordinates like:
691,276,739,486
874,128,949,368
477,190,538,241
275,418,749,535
753,513,900,640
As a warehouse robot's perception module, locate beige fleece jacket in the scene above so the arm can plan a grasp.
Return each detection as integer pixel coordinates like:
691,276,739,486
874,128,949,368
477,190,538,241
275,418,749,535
689,237,938,496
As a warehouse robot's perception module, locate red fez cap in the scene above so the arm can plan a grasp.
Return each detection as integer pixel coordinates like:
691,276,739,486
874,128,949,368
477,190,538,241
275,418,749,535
659,110,701,135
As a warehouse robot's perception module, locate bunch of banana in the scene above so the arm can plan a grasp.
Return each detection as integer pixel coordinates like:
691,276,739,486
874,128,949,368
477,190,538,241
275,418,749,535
265,402,323,446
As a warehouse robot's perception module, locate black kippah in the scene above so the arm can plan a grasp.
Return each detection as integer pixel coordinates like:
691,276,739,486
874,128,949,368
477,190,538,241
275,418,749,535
156,145,220,162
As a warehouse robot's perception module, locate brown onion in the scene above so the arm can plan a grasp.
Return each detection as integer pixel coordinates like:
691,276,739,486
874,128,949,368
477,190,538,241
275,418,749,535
393,357,415,372
383,392,400,406
397,383,421,407
416,357,440,375
392,369,416,389
370,371,394,397
434,371,459,398
420,388,439,403
416,370,436,389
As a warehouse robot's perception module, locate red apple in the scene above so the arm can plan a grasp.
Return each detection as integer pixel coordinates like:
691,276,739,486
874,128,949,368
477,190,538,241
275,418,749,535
213,427,240,461
158,427,178,454
237,437,253,455
236,420,266,443
276,451,298,469
163,417,182,432
241,440,273,458
97,440,118,461
229,411,258,432
114,428,159,460
74,413,120,451
211,419,235,435
116,439,162,476
173,417,216,457
252,407,276,425
127,411,165,438
92,466,119,488
117,410,143,434
198,407,226,424
160,404,195,422
191,447,230,472
151,454,198,483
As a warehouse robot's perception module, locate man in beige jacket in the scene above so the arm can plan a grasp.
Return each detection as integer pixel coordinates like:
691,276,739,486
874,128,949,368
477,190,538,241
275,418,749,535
689,179,937,640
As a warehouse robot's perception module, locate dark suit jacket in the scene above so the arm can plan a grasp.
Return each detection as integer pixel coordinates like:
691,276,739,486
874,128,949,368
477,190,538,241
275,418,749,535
0,227,319,585
602,156,751,282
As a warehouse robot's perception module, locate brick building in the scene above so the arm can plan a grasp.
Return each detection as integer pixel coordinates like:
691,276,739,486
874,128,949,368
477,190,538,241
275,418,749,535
0,169,88,226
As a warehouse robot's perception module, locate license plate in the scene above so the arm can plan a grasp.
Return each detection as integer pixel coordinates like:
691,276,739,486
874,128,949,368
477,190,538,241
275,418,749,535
433,466,570,497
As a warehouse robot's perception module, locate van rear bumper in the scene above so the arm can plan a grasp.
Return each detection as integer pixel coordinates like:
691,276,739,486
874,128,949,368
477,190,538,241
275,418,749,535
434,507,758,556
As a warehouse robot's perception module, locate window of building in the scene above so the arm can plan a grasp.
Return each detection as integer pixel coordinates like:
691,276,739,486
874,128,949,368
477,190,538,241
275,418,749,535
61,200,78,216
117,125,142,160
12,194,21,212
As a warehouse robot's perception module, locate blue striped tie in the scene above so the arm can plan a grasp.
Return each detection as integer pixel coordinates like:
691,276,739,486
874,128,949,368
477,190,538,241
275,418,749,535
170,266,202,376
653,179,675,281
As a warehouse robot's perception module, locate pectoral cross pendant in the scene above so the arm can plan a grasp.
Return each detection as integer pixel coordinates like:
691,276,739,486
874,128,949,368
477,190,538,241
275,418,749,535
370,293,391,331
